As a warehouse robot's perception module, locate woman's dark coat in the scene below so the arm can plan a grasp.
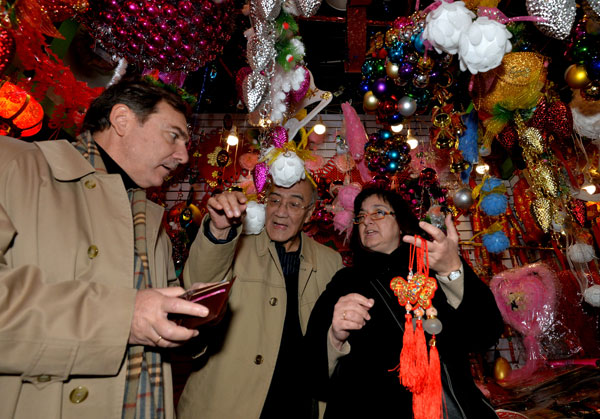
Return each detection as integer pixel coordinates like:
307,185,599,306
305,244,504,418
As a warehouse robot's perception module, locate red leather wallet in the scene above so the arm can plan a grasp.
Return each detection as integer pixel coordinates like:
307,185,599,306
169,278,234,328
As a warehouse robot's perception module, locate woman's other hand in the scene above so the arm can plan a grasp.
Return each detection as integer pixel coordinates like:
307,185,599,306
402,213,461,276
330,293,374,350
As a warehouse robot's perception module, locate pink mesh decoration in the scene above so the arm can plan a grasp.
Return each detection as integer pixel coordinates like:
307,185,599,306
305,154,324,172
341,101,368,161
337,183,361,210
490,263,557,382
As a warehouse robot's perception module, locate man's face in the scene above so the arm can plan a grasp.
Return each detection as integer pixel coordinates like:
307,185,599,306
265,180,315,252
120,101,189,188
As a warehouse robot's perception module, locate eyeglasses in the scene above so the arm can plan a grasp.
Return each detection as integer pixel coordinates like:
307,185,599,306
352,210,395,224
265,195,312,213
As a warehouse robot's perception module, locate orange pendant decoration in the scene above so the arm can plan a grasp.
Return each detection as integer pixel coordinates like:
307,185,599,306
389,237,442,419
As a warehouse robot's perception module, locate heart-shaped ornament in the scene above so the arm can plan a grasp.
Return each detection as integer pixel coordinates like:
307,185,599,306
526,0,576,40
243,71,268,113
247,35,276,71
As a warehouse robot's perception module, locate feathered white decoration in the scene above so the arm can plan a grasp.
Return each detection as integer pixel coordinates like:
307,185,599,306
269,150,306,187
423,0,475,55
584,284,600,307
567,242,596,263
570,89,600,141
269,65,307,122
243,201,266,235
458,16,512,74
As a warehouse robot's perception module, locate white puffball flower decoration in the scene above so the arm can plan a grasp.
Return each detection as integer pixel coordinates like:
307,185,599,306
570,89,600,140
458,16,512,74
243,201,266,235
584,284,600,307
269,150,306,188
567,242,596,263
423,0,475,55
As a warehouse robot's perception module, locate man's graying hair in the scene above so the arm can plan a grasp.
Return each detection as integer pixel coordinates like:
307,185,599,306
82,78,190,134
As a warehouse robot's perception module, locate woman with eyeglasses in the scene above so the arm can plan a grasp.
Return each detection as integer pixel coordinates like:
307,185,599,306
304,187,503,418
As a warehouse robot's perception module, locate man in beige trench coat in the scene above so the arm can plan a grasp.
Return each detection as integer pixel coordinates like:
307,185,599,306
0,79,209,419
177,179,344,419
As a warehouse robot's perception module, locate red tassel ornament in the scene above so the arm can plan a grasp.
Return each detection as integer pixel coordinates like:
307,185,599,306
390,236,443,419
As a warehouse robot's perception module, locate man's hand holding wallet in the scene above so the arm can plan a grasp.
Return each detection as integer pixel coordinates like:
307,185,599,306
168,279,234,329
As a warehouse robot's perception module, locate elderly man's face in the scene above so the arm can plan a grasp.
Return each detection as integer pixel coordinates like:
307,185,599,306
120,101,189,188
264,180,315,252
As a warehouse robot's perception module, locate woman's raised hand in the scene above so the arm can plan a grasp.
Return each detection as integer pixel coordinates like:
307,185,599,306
330,293,374,350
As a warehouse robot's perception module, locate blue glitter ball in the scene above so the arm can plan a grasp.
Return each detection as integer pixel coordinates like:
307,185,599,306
480,194,508,216
482,231,510,253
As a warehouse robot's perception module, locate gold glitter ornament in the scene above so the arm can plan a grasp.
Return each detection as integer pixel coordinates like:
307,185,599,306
521,126,545,154
385,28,399,47
533,163,559,197
532,197,552,232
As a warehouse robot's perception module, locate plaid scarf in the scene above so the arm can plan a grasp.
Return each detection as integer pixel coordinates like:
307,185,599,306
75,132,165,419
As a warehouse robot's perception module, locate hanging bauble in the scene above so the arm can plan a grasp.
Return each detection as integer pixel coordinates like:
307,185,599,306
397,95,417,116
587,56,600,79
243,201,266,235
584,285,600,307
567,242,596,263
494,357,512,381
371,77,389,98
386,61,400,79
482,231,510,253
0,27,15,75
526,0,576,40
564,64,591,89
243,71,269,113
453,187,473,210
363,91,380,112
78,0,235,72
423,0,475,55
254,162,269,193
458,16,512,74
269,150,306,188
570,88,600,140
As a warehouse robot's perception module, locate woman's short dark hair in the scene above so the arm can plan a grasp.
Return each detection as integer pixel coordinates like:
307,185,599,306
349,187,422,255
82,78,190,134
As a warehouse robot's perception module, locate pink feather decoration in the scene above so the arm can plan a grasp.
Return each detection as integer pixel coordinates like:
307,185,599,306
305,154,324,172
337,184,361,210
239,152,259,170
333,210,354,235
341,102,368,161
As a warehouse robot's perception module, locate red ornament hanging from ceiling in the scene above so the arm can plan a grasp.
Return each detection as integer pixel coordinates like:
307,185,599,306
0,80,43,137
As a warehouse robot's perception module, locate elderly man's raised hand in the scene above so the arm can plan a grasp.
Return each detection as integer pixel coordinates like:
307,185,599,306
402,213,462,276
128,287,209,348
206,190,248,240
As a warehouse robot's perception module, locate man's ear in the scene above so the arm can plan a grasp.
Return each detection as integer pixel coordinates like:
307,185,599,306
108,104,134,136
303,206,315,225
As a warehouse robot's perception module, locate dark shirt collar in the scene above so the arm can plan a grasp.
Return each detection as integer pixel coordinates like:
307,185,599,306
95,142,140,190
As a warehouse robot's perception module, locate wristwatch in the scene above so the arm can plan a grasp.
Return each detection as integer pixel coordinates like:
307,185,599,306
438,266,462,282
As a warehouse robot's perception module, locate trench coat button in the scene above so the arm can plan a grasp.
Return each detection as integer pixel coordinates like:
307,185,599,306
37,375,51,382
87,245,99,259
84,180,96,189
269,297,278,306
69,386,89,404
255,355,263,365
